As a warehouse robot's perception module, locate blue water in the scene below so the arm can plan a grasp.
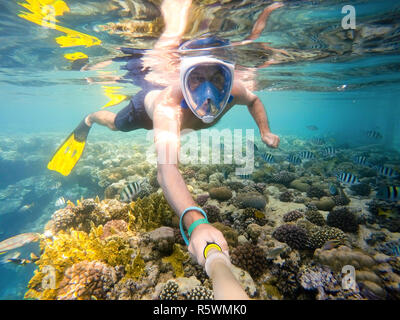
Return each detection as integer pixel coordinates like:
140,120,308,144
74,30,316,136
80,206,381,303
0,0,400,299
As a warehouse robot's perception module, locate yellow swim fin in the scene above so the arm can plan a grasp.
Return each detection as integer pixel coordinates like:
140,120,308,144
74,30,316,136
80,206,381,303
47,119,91,176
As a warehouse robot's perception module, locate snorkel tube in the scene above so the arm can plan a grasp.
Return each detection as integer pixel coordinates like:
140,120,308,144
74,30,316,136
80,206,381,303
204,243,250,300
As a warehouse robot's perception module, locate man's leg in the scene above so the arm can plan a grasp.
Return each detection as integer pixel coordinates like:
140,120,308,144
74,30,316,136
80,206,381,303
85,110,117,131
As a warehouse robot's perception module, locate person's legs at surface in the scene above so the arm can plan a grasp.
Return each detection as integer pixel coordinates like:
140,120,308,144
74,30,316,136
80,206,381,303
85,110,117,131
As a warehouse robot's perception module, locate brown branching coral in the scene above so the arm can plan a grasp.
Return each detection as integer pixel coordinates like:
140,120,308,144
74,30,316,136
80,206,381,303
231,243,267,279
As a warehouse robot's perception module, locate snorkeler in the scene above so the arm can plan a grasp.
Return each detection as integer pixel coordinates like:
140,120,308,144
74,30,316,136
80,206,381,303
48,0,282,268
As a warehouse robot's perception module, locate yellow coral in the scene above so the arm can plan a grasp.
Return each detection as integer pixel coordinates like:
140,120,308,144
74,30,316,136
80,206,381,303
25,224,134,300
124,249,145,281
162,244,188,278
129,193,174,232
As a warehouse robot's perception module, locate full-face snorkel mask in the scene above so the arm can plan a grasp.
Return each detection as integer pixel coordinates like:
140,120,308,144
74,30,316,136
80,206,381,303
179,36,235,124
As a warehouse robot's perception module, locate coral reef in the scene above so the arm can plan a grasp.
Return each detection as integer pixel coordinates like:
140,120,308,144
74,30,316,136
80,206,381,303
57,260,117,300
186,286,214,300
209,187,232,201
270,259,301,299
269,170,296,186
308,226,347,250
312,197,336,211
47,198,130,233
196,194,209,206
235,192,267,210
332,190,351,206
279,190,294,202
305,210,326,226
314,246,375,272
327,207,359,233
159,280,179,300
203,204,221,223
129,193,174,232
12,131,400,301
298,264,363,300
350,183,371,197
307,186,327,199
211,222,238,248
231,243,267,279
101,220,128,240
283,210,304,223
272,224,310,250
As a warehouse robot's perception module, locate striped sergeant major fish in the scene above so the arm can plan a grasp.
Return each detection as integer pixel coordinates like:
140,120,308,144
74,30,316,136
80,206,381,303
310,137,325,145
366,130,383,139
287,155,302,165
260,152,275,163
376,186,400,202
375,166,400,178
322,146,337,157
120,180,146,202
298,151,315,160
237,173,252,180
336,172,359,185
353,155,371,167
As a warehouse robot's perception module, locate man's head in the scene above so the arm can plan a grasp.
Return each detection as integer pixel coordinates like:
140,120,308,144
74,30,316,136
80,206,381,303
179,36,234,123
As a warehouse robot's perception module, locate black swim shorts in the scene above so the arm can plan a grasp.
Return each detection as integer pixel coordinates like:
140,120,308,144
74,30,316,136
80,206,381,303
114,90,153,131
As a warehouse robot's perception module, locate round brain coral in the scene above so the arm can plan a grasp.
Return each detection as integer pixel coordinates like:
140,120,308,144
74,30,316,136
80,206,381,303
57,260,117,300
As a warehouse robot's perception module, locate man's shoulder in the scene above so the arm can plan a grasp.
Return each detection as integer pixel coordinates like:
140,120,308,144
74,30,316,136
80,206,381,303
231,80,255,105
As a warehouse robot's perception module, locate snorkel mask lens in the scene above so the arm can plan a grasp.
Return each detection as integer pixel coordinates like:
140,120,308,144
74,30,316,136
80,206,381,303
181,59,234,123
179,35,234,123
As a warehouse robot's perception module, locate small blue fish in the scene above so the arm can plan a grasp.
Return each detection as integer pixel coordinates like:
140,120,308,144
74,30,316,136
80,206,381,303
287,155,302,165
376,186,400,202
375,166,399,178
392,245,400,257
298,151,315,160
328,184,339,196
322,146,337,158
260,152,275,163
337,172,359,185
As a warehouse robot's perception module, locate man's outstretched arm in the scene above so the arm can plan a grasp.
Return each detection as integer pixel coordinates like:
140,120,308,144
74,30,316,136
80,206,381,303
152,88,229,266
233,81,280,148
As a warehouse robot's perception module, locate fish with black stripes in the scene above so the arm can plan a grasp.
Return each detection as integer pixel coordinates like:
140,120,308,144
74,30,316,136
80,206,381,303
375,165,400,178
353,155,372,167
298,151,315,160
120,180,146,202
310,137,325,145
336,172,360,185
376,186,400,202
322,146,337,158
287,155,302,165
260,152,275,164
366,130,383,139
